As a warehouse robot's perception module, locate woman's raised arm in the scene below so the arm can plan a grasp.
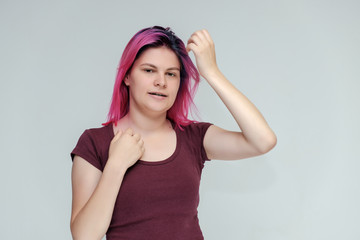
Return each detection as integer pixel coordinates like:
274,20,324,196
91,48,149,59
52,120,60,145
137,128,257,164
187,30,277,160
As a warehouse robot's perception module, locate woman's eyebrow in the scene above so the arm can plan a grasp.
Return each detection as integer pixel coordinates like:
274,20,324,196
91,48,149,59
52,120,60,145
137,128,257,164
140,63,180,71
167,67,180,71
140,63,157,68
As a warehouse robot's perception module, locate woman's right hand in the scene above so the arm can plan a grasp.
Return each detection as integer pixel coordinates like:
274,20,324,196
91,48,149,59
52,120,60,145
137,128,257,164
108,128,145,169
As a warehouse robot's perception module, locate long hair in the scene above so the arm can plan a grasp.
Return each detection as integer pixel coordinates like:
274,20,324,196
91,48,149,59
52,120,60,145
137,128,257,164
104,26,200,129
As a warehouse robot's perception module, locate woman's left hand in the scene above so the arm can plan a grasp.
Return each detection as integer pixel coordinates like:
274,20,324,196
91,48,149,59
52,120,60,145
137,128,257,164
186,29,220,80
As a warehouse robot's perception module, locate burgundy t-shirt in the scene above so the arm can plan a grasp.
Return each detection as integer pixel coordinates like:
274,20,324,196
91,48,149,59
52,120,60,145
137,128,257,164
71,122,212,240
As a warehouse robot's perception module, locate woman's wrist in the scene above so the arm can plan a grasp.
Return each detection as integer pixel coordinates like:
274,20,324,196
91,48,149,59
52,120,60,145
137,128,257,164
104,159,128,178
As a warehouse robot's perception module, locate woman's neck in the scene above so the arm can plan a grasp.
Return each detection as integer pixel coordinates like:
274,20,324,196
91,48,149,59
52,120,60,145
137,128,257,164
116,110,172,136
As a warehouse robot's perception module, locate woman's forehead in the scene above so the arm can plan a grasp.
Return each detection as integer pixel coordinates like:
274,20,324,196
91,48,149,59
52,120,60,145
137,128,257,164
134,46,180,68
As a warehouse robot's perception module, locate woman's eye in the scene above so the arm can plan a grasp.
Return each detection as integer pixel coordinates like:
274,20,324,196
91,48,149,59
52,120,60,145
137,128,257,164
167,72,176,77
144,69,153,73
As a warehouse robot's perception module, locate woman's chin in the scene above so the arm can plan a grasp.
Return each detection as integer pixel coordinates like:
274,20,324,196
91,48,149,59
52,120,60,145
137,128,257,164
140,104,171,116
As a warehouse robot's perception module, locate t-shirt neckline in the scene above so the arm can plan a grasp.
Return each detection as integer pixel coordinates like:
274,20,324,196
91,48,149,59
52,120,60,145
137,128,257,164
107,122,181,166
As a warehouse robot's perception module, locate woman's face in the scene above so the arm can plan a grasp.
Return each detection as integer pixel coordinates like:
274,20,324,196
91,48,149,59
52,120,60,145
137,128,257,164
125,46,181,117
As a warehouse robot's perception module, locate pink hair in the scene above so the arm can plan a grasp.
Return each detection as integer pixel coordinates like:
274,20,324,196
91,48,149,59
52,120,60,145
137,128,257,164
103,26,200,129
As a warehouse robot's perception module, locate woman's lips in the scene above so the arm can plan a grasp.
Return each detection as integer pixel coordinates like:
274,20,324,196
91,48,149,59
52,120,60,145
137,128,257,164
148,92,167,97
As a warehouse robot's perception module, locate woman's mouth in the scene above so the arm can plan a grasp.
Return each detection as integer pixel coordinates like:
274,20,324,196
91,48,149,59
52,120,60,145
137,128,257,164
148,92,167,97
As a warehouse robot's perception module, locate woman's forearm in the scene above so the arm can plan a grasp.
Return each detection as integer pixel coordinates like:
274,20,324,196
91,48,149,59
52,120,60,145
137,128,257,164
206,69,277,153
71,162,127,240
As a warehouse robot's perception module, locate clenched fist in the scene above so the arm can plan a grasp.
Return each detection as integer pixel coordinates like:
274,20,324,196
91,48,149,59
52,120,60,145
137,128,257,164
108,128,145,170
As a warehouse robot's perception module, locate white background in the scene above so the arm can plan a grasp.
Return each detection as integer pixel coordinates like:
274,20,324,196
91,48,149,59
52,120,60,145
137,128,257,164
1,0,359,239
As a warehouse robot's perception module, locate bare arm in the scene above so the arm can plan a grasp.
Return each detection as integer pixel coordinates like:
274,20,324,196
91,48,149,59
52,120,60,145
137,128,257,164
70,128,144,240
187,30,277,160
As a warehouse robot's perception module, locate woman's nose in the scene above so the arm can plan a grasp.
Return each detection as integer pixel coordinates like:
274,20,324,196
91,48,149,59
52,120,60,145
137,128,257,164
154,73,167,87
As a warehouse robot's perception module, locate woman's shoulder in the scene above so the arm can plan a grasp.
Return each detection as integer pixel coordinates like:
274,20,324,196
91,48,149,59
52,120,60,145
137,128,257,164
178,121,213,139
75,124,113,149
84,124,114,139
71,124,113,170
181,121,213,132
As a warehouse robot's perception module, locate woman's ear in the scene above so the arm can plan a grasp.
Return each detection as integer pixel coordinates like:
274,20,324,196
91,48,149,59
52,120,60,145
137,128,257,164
124,75,130,86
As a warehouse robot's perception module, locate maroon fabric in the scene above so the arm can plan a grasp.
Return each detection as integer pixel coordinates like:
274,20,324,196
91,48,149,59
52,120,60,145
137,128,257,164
71,122,212,240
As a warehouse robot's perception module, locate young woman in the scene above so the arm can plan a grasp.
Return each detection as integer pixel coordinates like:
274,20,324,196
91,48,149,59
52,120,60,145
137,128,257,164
70,26,276,240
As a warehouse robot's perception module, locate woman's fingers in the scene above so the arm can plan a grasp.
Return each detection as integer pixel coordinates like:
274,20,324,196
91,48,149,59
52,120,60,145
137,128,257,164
112,129,123,142
187,33,201,46
186,42,196,53
139,139,145,156
186,29,218,79
108,127,145,168
187,30,212,50
114,128,141,142
125,128,134,136
133,133,141,141
202,29,213,43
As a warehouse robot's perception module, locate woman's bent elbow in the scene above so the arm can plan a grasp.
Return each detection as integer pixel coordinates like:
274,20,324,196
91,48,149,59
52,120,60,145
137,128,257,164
258,133,277,154
70,222,104,240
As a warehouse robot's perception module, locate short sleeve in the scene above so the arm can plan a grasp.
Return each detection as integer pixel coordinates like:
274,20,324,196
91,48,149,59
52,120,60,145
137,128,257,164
184,122,213,169
70,130,102,171
195,122,213,161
